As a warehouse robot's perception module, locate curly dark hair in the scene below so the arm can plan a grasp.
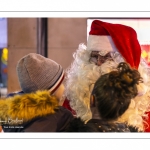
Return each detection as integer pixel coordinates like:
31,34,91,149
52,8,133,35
91,62,143,121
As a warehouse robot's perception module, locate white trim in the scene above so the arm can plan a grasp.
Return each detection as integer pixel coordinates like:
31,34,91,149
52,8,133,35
48,70,64,93
87,35,119,56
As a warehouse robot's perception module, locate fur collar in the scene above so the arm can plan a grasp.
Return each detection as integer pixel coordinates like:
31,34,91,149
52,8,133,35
0,90,59,125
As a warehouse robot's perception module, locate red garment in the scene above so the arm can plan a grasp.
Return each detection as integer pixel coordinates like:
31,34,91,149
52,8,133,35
63,98,76,116
143,111,150,132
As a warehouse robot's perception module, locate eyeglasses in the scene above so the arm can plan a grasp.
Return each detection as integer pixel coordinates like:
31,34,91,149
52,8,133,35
89,51,113,66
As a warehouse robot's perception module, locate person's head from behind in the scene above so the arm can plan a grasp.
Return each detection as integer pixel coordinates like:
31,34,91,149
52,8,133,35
91,62,143,121
16,53,65,105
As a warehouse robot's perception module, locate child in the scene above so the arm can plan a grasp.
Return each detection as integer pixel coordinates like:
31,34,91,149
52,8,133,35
0,53,74,132
65,62,142,132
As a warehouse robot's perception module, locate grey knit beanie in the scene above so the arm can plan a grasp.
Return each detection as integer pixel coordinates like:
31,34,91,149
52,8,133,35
16,53,64,93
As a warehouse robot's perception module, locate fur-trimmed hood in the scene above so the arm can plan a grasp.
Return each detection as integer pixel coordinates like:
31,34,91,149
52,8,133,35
0,90,59,125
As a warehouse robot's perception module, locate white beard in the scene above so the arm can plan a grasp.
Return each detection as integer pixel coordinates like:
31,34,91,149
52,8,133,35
65,43,150,131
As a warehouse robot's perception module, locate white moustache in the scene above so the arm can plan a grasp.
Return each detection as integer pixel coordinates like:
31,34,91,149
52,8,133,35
100,60,117,75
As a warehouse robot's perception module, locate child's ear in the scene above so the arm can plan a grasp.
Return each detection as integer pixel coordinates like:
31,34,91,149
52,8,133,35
90,95,96,107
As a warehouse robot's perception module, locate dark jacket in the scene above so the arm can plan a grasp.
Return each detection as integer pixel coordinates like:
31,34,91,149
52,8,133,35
65,118,140,132
0,90,74,132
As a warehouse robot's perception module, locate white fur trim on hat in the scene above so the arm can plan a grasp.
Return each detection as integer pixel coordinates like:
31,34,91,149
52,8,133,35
87,35,119,56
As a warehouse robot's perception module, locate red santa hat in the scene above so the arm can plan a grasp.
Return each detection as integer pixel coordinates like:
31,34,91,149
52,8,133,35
87,20,141,69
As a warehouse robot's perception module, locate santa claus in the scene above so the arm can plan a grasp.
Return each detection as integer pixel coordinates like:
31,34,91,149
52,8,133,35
64,19,150,132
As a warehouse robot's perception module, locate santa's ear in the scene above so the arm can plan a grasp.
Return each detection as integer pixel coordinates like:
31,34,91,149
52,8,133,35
90,95,96,107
